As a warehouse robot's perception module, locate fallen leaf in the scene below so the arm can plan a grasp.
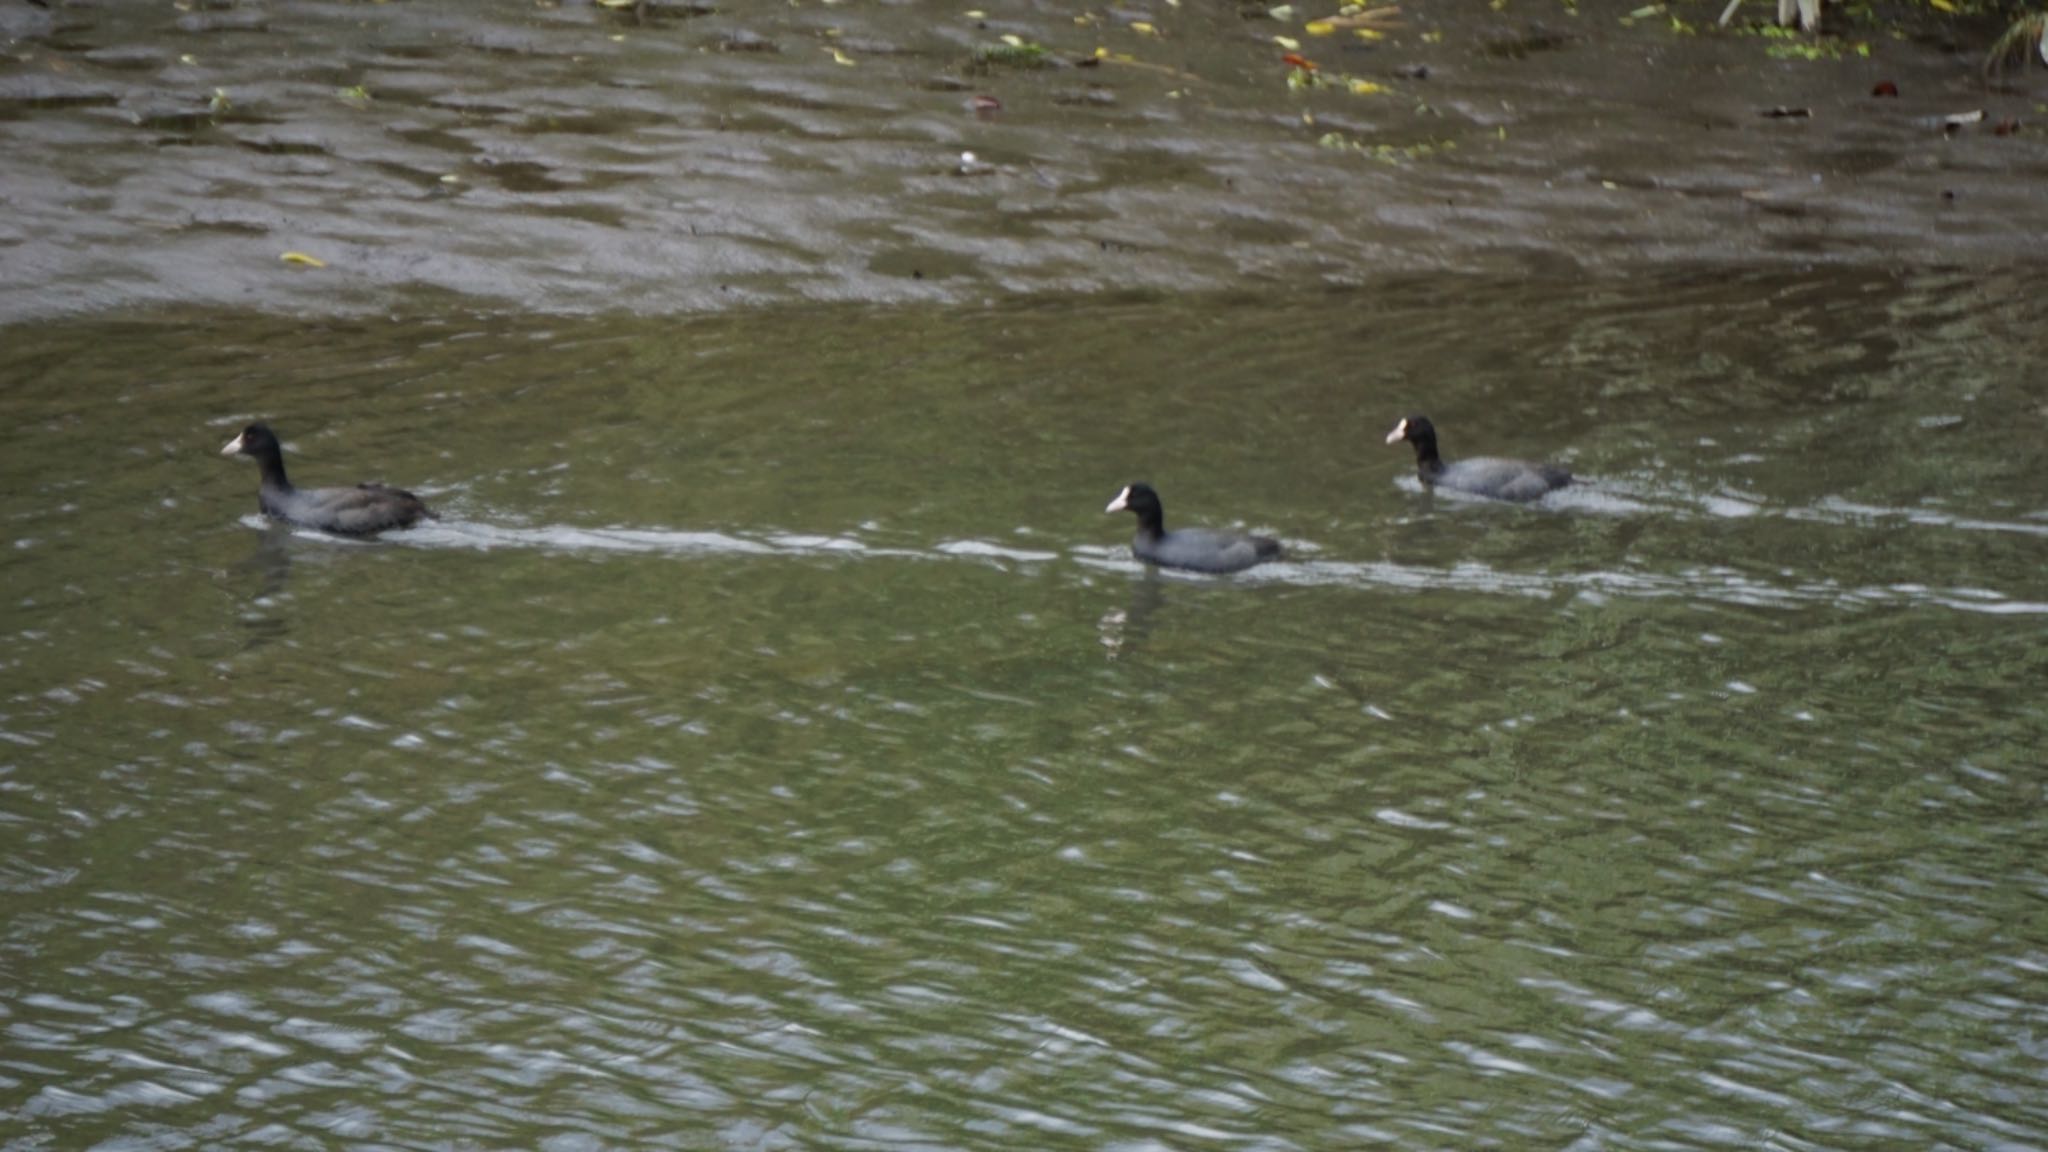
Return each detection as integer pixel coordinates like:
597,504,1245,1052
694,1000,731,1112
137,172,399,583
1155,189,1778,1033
1348,79,1386,94
1871,80,1898,97
1282,52,1318,70
280,251,326,268
1131,21,1156,34
1305,21,1335,35
1992,117,2022,135
1928,0,1955,10
828,47,856,66
1275,34,1302,49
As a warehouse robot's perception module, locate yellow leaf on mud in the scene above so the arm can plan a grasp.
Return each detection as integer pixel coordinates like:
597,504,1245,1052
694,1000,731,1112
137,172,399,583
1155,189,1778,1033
1001,34,1024,46
280,252,327,268
1131,21,1157,34
1928,0,1954,9
828,47,857,65
1275,34,1302,49
1305,21,1336,35
1348,79,1387,94
1354,28,1384,40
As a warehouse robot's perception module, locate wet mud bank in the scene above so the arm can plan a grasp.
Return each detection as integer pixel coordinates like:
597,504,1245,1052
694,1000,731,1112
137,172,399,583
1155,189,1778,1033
0,1,2042,323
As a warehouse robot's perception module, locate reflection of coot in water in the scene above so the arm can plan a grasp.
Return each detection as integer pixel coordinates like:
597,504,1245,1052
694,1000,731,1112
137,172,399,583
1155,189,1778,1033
1104,483,1281,575
220,422,434,535
1098,573,1169,661
1385,415,1571,502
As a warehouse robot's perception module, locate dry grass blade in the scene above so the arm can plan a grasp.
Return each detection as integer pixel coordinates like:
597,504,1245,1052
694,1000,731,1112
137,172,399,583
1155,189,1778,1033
1983,12,2047,78
1096,54,1203,82
1312,6,1404,30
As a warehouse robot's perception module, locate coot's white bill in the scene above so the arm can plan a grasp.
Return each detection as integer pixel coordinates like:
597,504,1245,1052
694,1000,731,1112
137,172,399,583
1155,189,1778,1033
220,431,246,456
1105,486,1132,514
1384,418,1409,445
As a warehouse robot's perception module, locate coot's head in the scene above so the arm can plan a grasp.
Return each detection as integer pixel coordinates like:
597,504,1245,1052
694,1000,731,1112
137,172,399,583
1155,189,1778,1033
221,422,281,459
1384,415,1437,448
1105,482,1163,520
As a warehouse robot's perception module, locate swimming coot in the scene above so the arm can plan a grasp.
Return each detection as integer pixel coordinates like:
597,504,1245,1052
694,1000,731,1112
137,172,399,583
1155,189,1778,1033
220,422,434,535
1385,415,1571,502
1104,483,1281,574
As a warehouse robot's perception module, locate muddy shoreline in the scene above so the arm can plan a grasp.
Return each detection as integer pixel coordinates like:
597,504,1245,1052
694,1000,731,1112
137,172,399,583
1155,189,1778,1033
0,1,2041,324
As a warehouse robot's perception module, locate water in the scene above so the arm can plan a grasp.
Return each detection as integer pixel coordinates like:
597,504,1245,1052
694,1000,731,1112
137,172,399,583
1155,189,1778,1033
4,269,2047,1148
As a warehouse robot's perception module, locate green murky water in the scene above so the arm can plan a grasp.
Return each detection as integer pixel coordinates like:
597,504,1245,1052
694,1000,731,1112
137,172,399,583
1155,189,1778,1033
4,269,2047,1148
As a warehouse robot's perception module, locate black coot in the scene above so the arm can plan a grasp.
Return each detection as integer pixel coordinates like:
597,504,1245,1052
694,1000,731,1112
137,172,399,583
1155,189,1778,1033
220,422,434,535
1385,415,1570,502
1104,483,1281,574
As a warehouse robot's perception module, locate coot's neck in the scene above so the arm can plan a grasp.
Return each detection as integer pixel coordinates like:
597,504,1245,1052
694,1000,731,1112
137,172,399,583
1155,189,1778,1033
1130,502,1165,542
1409,435,1445,479
250,443,292,491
